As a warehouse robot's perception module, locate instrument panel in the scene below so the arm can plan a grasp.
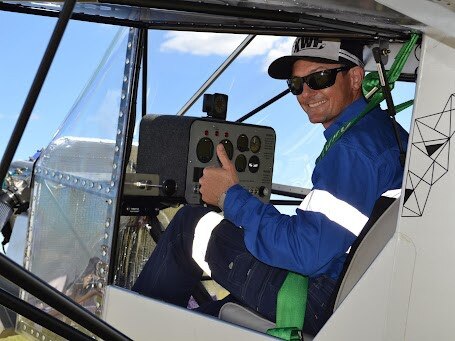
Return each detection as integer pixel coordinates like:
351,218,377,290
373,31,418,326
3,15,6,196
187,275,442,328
136,115,276,205
186,119,275,204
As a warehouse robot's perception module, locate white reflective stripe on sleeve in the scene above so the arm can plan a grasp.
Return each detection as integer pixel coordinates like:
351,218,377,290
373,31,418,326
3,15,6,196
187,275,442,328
298,189,368,236
191,211,224,277
381,189,402,198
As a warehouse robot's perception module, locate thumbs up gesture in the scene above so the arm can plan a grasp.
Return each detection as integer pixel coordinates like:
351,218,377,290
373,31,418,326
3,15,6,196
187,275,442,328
199,144,239,207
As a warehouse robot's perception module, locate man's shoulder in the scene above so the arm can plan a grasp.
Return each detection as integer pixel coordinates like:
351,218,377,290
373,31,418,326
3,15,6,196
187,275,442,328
343,106,407,156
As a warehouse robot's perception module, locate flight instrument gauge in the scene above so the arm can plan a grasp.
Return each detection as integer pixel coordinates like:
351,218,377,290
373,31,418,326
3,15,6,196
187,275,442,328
235,154,247,172
250,136,261,153
248,155,260,173
237,134,249,152
220,139,234,159
196,137,214,163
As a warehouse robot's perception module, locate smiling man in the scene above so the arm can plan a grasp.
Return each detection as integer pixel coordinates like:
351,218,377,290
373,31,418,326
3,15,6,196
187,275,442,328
133,37,408,335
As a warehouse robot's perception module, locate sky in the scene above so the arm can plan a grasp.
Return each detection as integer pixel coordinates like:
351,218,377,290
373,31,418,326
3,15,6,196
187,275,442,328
0,10,415,190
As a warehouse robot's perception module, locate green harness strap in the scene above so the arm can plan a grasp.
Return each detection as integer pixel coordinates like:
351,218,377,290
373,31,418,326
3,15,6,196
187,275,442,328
316,33,419,164
266,272,308,340
267,33,419,341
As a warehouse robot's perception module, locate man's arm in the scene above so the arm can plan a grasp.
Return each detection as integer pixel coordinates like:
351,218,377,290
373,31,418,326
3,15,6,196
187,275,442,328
200,143,385,278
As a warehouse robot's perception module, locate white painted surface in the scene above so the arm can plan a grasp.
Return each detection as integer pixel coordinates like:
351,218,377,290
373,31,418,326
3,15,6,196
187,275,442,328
102,286,275,341
377,0,455,38
397,33,455,340
315,239,396,340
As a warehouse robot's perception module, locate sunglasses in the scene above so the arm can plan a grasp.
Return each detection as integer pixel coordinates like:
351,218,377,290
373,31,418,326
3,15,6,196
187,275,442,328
287,66,351,95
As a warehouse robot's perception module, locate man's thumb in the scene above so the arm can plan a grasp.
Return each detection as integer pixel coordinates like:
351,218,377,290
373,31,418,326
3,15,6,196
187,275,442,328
217,144,231,169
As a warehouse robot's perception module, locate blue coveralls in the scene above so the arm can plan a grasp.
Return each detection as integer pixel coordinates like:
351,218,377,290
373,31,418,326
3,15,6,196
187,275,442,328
133,97,409,335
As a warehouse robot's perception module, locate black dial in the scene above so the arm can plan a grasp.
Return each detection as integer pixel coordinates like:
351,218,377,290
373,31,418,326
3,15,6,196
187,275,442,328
214,96,227,115
196,137,214,163
250,136,261,153
235,154,247,172
220,139,234,160
248,155,260,173
237,134,249,152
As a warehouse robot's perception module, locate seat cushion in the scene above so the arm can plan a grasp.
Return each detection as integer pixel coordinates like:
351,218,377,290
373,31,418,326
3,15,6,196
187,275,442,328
219,302,314,340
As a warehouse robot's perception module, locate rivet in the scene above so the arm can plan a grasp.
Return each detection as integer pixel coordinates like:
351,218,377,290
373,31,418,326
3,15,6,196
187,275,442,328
106,188,111,193
107,199,112,205
89,182,94,188
123,76,128,82
98,184,102,190
110,181,115,187
119,111,124,118
228,262,233,269
105,219,111,228
66,175,70,181
126,58,130,64
58,174,63,179
82,180,86,186
104,233,109,239
115,146,119,152
74,178,78,183
117,129,121,135
113,164,117,170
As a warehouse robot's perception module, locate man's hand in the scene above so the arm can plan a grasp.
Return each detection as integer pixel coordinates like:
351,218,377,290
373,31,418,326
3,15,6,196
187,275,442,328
199,144,239,207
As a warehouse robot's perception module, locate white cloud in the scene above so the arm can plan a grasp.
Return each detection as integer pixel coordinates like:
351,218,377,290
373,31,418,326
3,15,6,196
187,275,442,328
261,37,294,72
160,32,294,72
160,32,246,56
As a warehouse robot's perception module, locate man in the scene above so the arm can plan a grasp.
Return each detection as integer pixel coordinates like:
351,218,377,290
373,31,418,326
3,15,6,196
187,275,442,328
133,37,408,335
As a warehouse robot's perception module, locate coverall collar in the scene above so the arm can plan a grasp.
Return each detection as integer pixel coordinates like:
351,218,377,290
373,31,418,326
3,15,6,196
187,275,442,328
323,97,368,140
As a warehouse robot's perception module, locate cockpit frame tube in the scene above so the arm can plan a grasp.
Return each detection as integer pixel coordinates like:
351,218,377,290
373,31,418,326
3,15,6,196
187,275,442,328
0,0,76,186
142,29,148,117
108,27,145,285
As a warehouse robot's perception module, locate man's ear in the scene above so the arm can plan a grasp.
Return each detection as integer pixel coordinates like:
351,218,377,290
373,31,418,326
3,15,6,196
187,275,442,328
349,66,365,91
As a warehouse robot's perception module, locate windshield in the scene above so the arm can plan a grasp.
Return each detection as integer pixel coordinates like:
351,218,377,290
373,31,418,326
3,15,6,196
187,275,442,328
136,31,414,206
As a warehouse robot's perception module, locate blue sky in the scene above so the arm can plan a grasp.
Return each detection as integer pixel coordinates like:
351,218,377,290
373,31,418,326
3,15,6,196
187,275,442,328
0,10,415,189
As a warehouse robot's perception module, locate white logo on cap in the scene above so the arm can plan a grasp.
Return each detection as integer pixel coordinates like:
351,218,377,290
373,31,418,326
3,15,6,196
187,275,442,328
293,37,325,54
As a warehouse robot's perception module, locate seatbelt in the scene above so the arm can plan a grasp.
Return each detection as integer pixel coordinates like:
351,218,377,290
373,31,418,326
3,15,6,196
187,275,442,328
266,272,308,340
268,34,419,341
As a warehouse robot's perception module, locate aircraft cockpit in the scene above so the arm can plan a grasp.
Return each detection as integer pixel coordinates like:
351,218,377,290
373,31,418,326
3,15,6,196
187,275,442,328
4,0,453,340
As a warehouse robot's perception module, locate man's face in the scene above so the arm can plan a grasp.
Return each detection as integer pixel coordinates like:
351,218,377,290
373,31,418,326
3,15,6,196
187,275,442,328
292,60,361,128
